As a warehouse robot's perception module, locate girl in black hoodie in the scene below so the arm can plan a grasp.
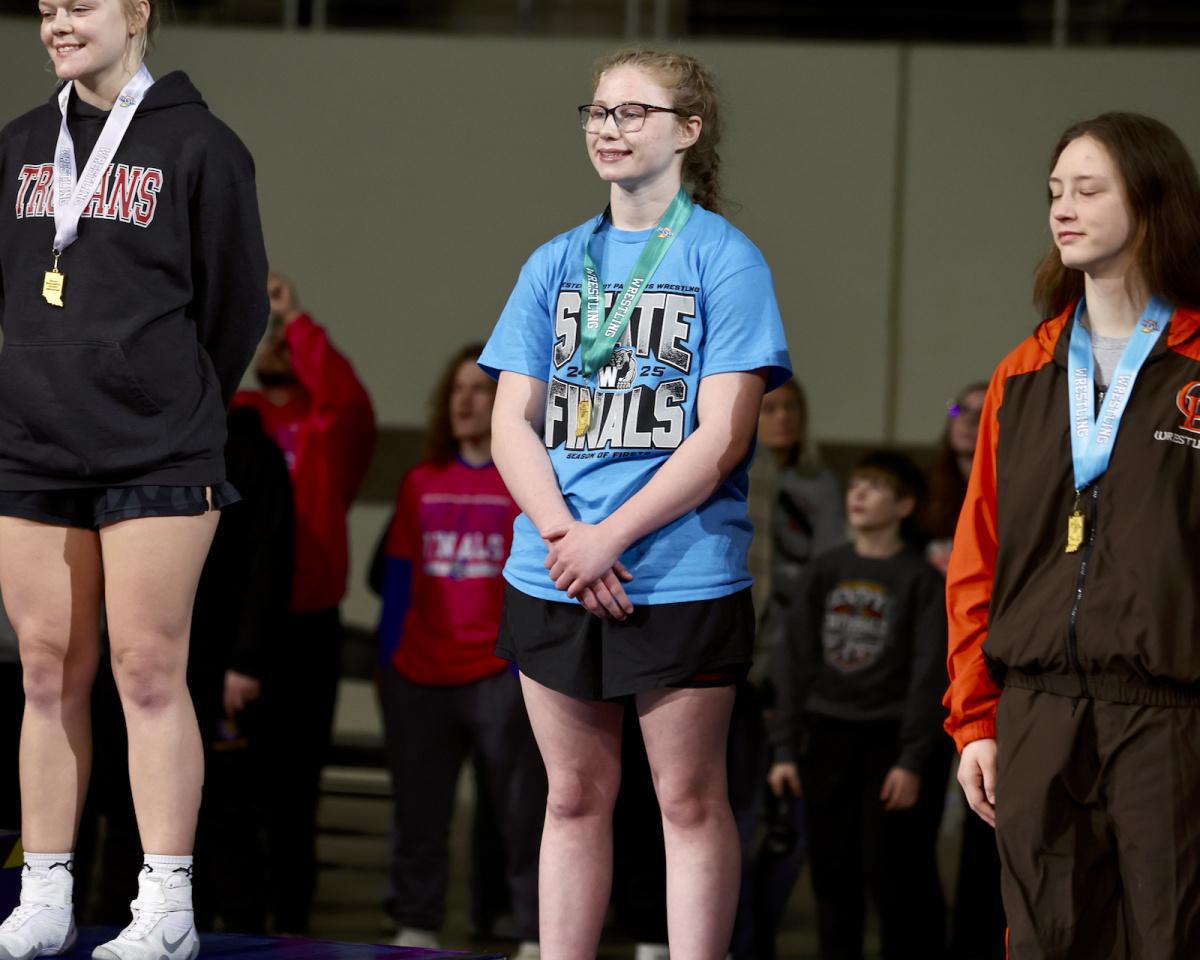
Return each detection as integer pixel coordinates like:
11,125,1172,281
0,3,268,959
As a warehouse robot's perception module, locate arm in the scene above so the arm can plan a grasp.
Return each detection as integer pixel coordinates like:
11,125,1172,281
225,432,294,715
896,566,951,775
367,508,396,598
377,478,416,666
944,373,1004,751
491,372,576,538
283,313,377,499
544,369,767,595
766,564,825,796
491,371,633,619
190,170,270,406
378,559,413,667
946,371,1005,825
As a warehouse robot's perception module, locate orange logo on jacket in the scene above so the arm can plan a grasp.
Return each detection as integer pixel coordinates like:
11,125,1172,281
1177,381,1200,433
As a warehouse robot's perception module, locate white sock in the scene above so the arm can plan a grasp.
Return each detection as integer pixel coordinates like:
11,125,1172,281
140,856,193,912
20,853,73,907
22,853,73,877
141,855,193,880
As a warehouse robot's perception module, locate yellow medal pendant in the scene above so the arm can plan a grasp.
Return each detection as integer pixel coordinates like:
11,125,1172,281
1065,511,1084,554
576,395,592,437
42,253,65,308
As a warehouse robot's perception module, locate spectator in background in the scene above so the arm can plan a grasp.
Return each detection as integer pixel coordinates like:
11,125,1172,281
769,452,950,960
0,604,19,832
920,383,986,575
233,272,376,934
189,407,294,935
753,380,847,667
918,383,1005,960
377,345,543,958
732,379,845,960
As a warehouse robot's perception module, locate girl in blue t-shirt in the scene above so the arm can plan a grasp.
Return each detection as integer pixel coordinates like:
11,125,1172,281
480,48,790,959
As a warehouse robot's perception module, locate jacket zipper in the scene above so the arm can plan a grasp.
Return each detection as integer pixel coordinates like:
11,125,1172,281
1067,483,1100,702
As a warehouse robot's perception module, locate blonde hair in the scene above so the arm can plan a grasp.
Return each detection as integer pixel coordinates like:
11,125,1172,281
592,48,724,214
120,0,160,56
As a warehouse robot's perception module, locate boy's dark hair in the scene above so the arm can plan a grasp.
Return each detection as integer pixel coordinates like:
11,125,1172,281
850,450,926,507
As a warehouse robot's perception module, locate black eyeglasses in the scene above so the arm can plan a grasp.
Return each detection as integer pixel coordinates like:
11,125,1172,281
578,102,689,133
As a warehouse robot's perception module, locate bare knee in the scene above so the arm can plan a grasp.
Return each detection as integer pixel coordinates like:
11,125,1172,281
111,641,185,713
18,629,95,711
546,766,619,822
656,775,726,832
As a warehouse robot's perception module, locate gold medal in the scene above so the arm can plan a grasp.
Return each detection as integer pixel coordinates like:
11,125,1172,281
1065,511,1085,554
42,253,65,308
576,395,592,437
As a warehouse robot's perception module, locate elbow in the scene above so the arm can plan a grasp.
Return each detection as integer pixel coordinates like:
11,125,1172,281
713,429,755,483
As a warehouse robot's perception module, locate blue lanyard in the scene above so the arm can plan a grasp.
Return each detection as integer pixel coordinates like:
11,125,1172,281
1067,295,1172,492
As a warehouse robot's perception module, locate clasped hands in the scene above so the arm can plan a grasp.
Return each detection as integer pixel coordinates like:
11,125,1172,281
542,520,634,620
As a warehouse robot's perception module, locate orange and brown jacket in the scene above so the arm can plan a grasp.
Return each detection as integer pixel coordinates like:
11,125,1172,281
944,301,1200,751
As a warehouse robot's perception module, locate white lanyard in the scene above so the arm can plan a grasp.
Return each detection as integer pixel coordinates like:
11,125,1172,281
52,65,154,255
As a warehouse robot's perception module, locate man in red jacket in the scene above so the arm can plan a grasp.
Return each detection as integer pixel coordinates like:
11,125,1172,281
233,271,376,933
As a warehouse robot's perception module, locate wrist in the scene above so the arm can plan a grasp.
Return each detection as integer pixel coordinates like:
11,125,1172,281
599,514,636,554
537,514,576,540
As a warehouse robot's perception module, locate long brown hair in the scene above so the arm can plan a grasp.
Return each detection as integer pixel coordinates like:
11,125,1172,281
592,48,724,214
1033,112,1200,318
920,381,987,541
770,379,822,473
423,343,488,465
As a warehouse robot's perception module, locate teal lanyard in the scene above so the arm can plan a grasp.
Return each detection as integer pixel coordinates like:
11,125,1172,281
580,188,694,377
1067,296,1171,492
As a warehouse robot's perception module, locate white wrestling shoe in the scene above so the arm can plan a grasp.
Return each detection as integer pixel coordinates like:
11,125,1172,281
0,868,77,960
92,870,199,960
392,928,440,949
0,903,76,960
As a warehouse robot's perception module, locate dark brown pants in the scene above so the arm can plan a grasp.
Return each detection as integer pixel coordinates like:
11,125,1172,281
995,687,1200,959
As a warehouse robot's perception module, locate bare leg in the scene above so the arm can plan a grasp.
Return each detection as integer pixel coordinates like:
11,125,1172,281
637,685,739,960
100,511,218,855
519,673,623,960
0,518,103,852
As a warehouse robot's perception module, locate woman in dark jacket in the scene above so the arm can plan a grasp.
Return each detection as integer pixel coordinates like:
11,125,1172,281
0,3,267,959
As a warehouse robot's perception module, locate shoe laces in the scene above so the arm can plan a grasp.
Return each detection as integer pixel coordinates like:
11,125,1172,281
118,903,164,942
1,904,43,931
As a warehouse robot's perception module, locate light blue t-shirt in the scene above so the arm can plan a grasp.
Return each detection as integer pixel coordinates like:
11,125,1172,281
479,205,792,605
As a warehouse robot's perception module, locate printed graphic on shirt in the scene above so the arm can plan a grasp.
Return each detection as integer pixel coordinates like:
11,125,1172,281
545,286,697,455
1175,380,1200,433
821,579,889,673
420,493,513,580
14,163,163,227
1152,378,1200,449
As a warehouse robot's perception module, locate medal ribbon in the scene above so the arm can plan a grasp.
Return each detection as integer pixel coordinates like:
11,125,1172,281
52,65,154,255
1067,295,1172,492
580,187,694,377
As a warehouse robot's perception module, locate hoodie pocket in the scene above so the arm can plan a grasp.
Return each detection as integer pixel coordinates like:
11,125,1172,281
0,340,168,480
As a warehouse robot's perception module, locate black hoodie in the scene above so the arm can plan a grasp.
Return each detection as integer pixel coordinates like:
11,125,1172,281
0,71,268,489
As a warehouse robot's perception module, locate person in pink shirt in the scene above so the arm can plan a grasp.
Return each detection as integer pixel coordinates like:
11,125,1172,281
232,272,375,933
378,345,544,958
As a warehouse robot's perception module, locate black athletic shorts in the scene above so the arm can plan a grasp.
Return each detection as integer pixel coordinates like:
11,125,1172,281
497,583,755,701
0,481,240,530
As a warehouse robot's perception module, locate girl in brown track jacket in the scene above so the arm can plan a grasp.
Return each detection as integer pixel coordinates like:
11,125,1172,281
945,113,1200,959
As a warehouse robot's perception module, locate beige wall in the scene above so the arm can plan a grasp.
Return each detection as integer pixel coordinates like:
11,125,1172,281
3,20,1199,624
896,46,1200,440
6,22,1198,445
